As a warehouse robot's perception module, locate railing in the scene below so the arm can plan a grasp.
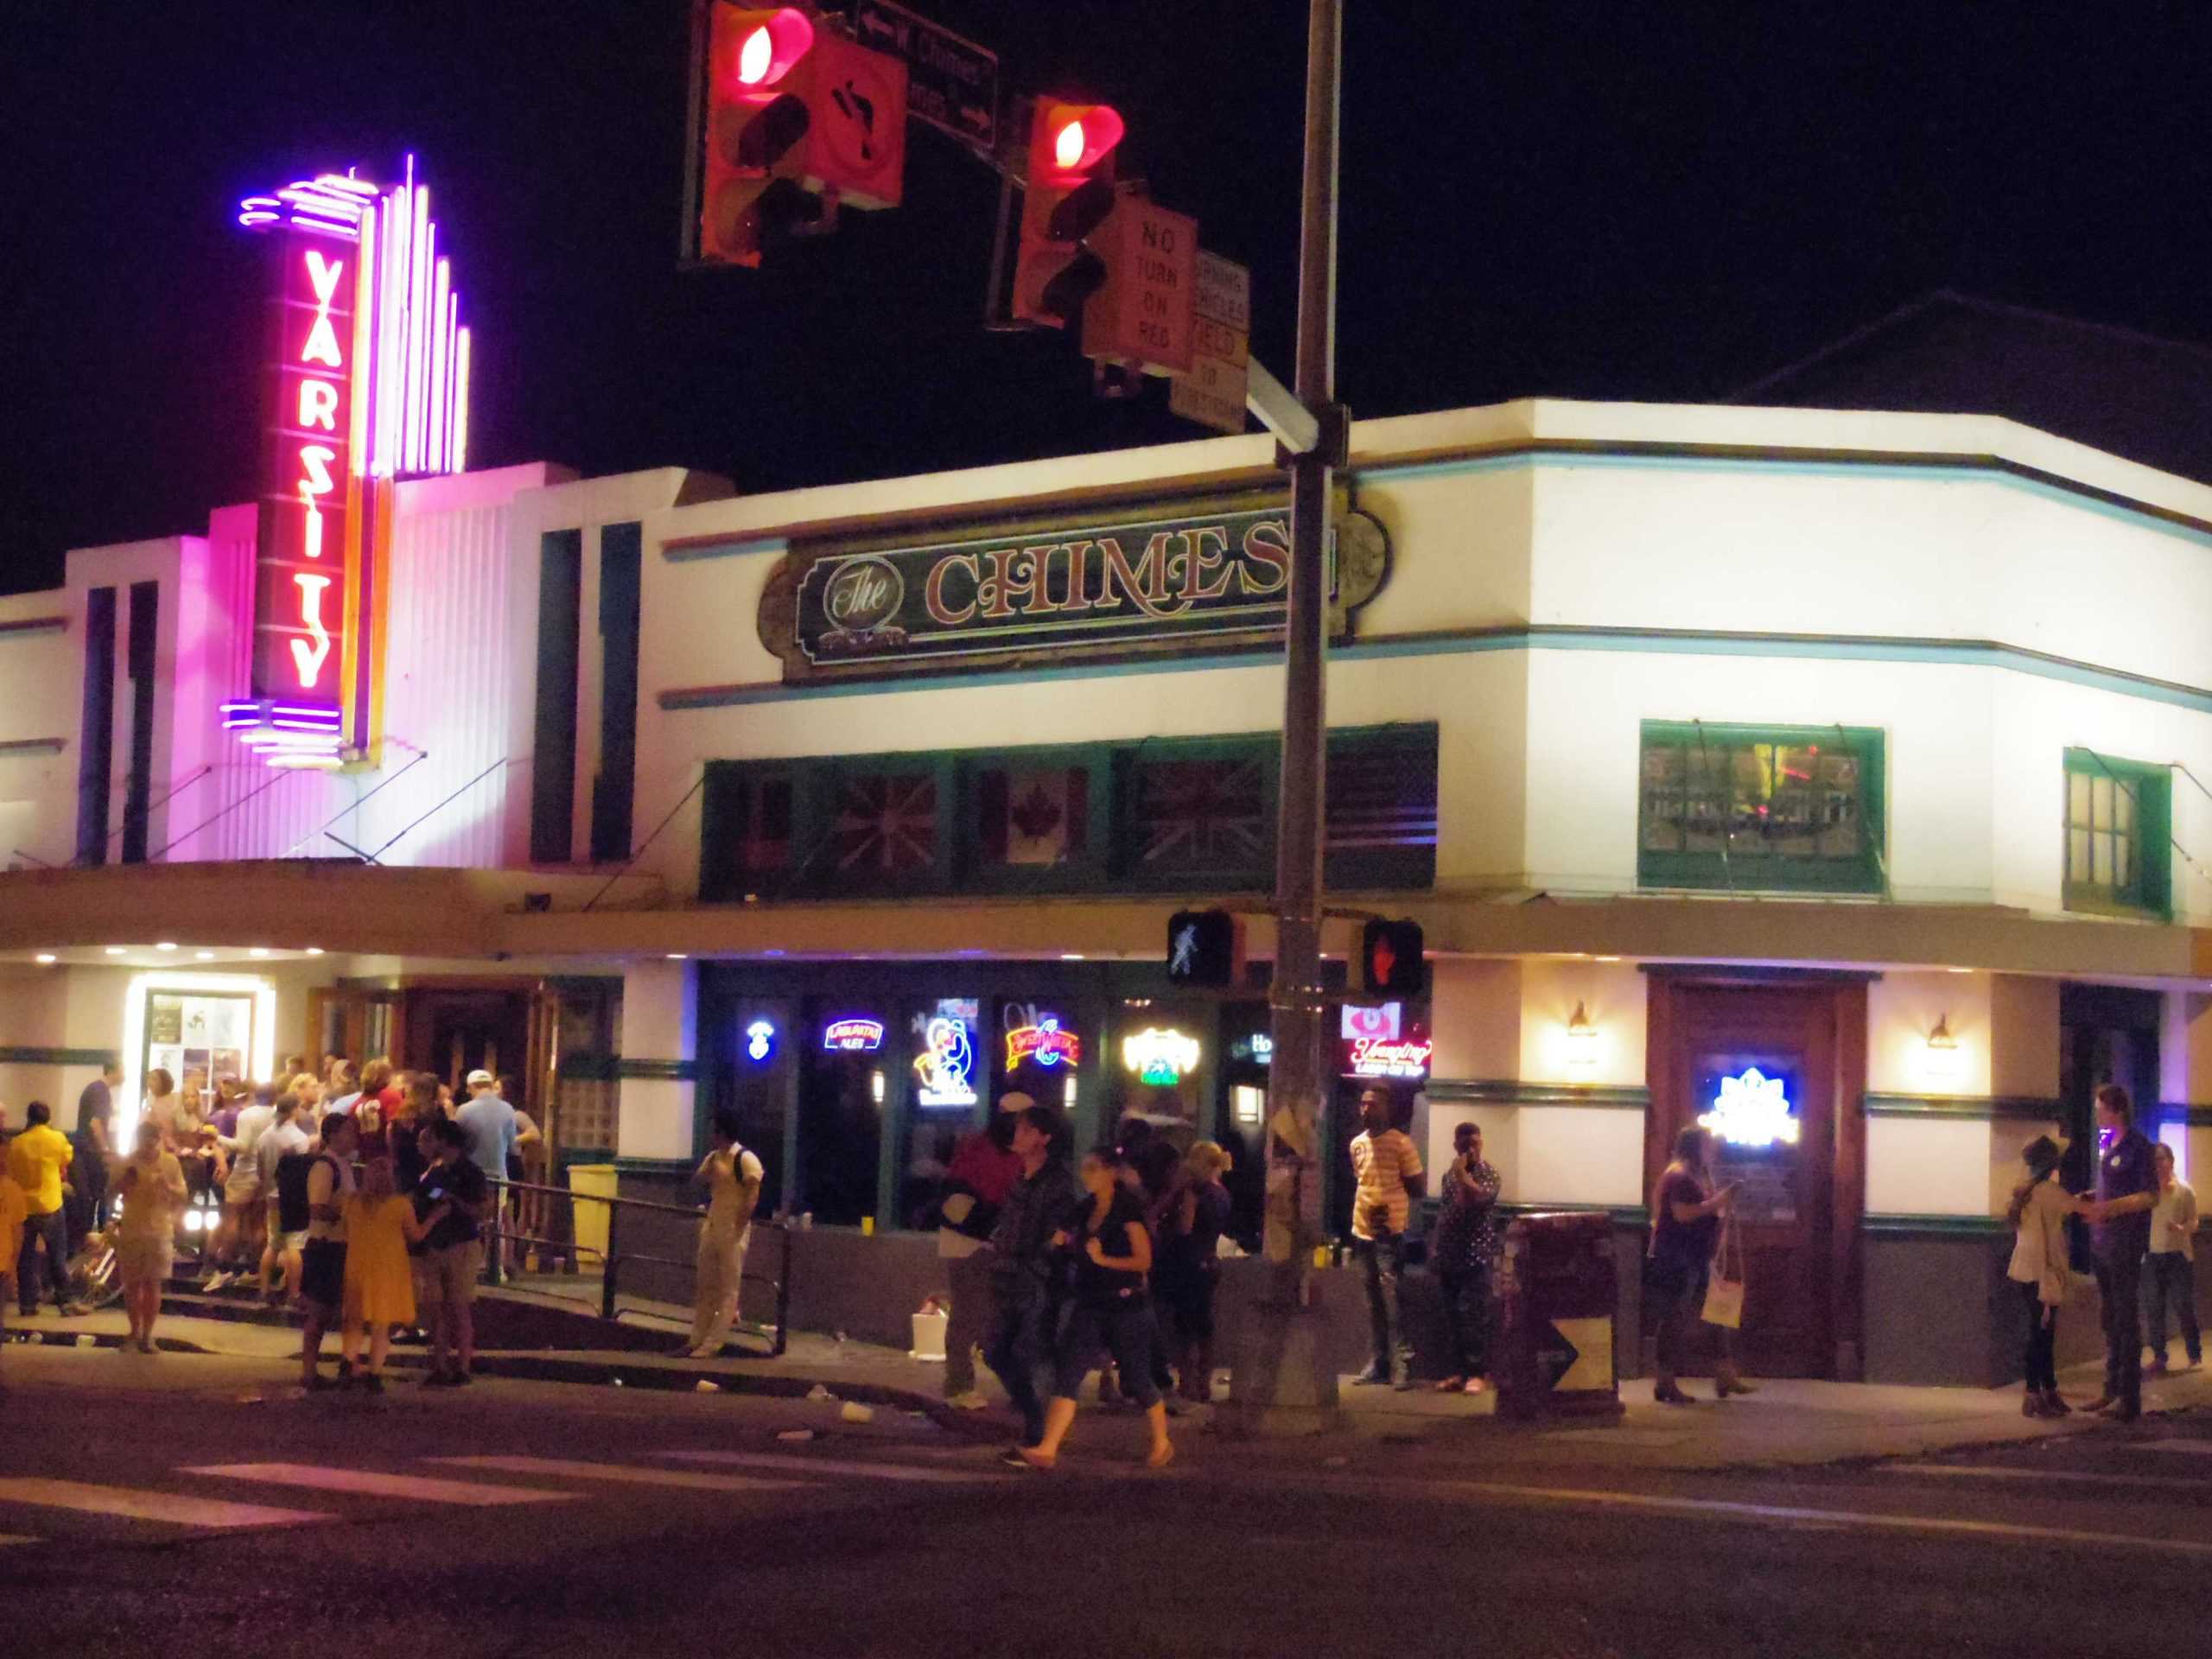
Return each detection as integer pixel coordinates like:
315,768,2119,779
483,1175,791,1357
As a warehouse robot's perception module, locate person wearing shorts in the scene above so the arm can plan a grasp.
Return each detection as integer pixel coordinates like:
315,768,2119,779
298,1114,358,1392
411,1118,489,1388
256,1096,311,1302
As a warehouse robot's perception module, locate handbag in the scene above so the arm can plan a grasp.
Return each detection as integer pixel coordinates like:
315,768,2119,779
1700,1219,1745,1330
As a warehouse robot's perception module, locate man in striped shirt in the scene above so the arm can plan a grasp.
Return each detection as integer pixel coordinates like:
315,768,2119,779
1349,1088,1424,1389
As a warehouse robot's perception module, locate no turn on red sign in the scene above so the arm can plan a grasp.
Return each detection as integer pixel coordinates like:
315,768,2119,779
1082,198,1198,376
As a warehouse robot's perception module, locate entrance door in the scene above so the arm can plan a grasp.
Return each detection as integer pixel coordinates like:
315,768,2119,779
1647,978,1867,1379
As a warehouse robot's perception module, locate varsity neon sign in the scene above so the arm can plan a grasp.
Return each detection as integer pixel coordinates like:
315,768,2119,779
227,162,472,769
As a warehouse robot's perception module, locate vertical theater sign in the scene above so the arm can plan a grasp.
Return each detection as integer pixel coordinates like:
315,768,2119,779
221,163,472,768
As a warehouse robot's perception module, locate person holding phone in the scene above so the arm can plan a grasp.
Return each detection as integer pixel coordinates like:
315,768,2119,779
411,1118,490,1387
1348,1087,1425,1389
1647,1123,1745,1404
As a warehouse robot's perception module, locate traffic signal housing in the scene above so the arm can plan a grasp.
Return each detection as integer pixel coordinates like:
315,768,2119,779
696,5,909,268
1166,908,1244,988
1362,918,1426,997
1014,99,1125,327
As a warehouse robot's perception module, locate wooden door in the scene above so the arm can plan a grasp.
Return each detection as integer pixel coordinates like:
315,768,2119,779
1647,977,1866,1380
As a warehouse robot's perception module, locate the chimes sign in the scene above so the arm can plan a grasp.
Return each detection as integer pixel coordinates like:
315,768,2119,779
255,235,364,708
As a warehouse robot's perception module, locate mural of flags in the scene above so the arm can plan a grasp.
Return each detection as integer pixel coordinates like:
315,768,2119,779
977,766,1088,867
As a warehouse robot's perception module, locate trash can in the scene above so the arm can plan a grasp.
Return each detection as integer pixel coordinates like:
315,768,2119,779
1494,1211,1623,1421
567,1163,617,1263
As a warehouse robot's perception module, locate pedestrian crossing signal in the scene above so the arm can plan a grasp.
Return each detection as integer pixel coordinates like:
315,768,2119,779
1166,908,1242,988
1362,918,1424,996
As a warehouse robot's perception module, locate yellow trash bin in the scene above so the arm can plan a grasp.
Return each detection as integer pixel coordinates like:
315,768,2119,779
568,1163,617,1262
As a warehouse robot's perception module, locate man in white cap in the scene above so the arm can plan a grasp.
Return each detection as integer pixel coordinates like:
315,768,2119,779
935,1091,1031,1408
454,1070,518,1255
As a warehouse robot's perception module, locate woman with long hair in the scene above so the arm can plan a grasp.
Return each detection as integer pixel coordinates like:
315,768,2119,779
2006,1134,2079,1416
1155,1141,1234,1403
1646,1123,1747,1404
112,1121,186,1353
1013,1146,1174,1471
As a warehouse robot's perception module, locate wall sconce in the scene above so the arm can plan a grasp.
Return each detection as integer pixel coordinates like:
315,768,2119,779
1925,1013,1960,1080
869,1069,886,1105
1567,1001,1598,1073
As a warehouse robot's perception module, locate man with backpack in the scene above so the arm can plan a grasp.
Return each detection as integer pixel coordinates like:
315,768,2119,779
296,1113,359,1391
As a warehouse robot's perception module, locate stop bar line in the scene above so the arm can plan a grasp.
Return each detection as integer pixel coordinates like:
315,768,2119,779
1885,1462,2212,1495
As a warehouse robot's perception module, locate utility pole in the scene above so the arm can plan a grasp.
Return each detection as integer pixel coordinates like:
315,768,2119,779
1227,0,1347,1435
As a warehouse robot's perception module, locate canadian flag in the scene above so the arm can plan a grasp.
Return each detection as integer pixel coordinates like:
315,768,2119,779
978,768,1089,867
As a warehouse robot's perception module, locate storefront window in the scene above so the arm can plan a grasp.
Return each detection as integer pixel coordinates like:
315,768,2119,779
1637,721,1885,894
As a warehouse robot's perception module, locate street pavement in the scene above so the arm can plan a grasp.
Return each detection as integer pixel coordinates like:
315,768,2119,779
7,1328,2212,1656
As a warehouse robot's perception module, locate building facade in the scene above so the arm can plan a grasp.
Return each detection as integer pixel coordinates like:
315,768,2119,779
4,397,2209,1385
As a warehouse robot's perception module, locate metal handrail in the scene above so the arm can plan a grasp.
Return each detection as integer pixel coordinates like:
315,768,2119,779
484,1174,790,1357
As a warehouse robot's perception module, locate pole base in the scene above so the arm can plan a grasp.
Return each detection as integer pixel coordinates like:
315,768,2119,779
1216,1296,1344,1439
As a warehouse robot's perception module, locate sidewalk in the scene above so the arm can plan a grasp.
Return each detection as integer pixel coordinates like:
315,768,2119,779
13,1292,2208,1472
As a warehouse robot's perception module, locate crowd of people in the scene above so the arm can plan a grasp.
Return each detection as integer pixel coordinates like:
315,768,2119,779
2,1055,540,1393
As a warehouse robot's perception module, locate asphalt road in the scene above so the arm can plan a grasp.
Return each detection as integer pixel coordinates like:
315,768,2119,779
5,1354,2211,1658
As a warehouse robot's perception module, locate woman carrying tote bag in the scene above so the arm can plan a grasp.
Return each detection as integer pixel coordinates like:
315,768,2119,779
1646,1124,1754,1404
2005,1134,2080,1418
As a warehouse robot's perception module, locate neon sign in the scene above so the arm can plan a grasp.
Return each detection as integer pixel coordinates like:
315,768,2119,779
823,1017,885,1052
913,1012,979,1108
1122,1027,1200,1086
745,1020,776,1063
1347,1036,1433,1081
1341,1003,1402,1042
1006,1016,1082,1071
1231,1032,1275,1065
228,161,473,769
1698,1067,1799,1148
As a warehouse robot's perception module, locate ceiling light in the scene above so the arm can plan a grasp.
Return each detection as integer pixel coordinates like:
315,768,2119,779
35,953,57,965
156,942,179,951
249,948,271,957
304,947,325,957
195,950,216,962
666,953,688,960
104,946,126,956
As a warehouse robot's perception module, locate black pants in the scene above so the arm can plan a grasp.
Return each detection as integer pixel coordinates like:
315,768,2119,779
17,1210,70,1313
2095,1253,2144,1410
1439,1264,1491,1378
2018,1278,2058,1392
983,1274,1052,1445
2145,1252,2202,1364
1357,1230,1408,1377
1054,1297,1162,1408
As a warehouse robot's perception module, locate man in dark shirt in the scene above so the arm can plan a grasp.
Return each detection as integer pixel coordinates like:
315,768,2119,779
73,1063,119,1236
1430,1121,1503,1394
2082,1084,2158,1421
983,1103,1077,1448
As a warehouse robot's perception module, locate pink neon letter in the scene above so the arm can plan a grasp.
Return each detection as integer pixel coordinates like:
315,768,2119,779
289,573,334,685
297,378,340,431
299,444,338,498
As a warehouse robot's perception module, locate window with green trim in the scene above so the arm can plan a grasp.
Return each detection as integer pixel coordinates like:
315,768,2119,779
2063,748,2171,918
1637,721,1885,894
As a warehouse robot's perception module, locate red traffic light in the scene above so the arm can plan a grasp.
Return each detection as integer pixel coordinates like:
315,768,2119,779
719,6,813,92
1034,101,1123,176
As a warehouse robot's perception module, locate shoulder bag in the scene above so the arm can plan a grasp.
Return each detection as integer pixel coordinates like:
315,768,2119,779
1700,1217,1745,1330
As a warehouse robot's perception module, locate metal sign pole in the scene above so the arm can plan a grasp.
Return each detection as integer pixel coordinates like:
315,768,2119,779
1230,0,1345,1435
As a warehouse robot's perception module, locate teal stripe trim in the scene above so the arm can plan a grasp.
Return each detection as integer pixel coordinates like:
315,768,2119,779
1863,1213,2007,1236
612,1156,698,1176
556,1053,620,1084
613,1058,699,1084
1863,1093,2064,1121
663,536,789,563
659,625,2212,717
1427,1077,1649,1109
0,1046,118,1068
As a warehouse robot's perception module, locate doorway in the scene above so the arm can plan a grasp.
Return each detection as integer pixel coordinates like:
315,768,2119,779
1646,975,1868,1379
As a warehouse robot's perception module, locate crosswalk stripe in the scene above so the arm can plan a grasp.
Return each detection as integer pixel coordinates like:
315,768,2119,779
0,1478,333,1531
182,1463,580,1506
429,1456,808,1493
658,1451,1013,1484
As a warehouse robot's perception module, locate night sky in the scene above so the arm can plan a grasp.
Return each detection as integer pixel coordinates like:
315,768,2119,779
5,2,2210,594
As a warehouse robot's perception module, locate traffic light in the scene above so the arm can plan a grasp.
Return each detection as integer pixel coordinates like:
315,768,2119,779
699,5,819,267
696,6,910,267
1166,908,1243,988
1013,99,1125,327
1361,918,1426,997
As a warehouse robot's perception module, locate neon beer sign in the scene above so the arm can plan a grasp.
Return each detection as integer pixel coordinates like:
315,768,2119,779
823,1017,886,1052
1347,1036,1433,1081
1005,1016,1082,1071
1122,1028,1200,1086
1698,1068,1798,1148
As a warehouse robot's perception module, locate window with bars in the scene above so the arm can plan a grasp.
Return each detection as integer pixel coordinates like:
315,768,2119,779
2063,748,2171,918
702,724,1439,900
1637,721,1885,893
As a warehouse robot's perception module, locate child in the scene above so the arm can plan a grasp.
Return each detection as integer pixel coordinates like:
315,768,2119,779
340,1158,444,1394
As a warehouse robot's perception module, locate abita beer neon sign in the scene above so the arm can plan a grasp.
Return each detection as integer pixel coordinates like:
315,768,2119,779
224,163,473,768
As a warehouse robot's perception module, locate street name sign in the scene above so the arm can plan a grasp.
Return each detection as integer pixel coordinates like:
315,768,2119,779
854,0,999,154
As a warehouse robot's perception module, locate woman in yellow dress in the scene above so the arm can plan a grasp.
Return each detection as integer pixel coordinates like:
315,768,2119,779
340,1158,446,1393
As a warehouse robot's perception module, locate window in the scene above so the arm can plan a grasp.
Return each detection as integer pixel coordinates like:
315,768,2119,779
700,766,798,901
1325,726,1439,888
2063,748,2171,918
830,770,940,878
1637,721,1885,894
1117,742,1274,888
961,759,1103,889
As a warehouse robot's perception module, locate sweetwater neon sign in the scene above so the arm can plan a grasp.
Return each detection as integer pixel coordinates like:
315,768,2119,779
1698,1067,1799,1148
1006,1015,1082,1071
224,162,473,769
